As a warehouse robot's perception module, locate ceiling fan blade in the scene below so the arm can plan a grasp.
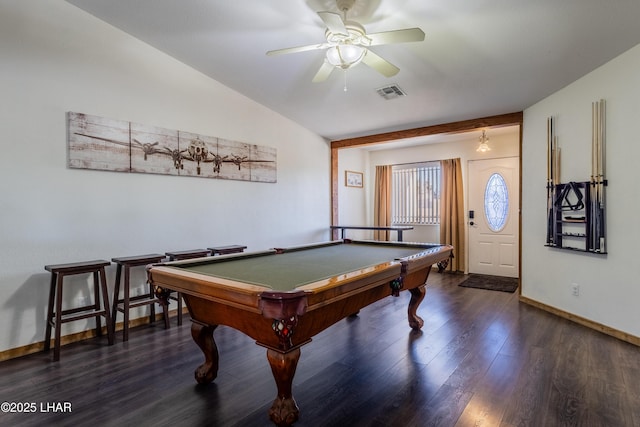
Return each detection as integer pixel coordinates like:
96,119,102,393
266,43,329,56
312,61,335,82
367,28,425,46
361,50,400,77
317,11,348,35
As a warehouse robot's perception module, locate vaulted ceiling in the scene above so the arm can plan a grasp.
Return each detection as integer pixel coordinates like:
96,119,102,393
66,0,640,141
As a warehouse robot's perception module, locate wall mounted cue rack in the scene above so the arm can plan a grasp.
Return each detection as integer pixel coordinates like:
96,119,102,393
545,100,607,254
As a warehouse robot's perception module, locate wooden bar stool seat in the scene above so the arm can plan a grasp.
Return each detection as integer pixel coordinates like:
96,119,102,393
166,249,211,260
44,260,114,361
111,254,168,341
164,249,211,325
208,245,247,255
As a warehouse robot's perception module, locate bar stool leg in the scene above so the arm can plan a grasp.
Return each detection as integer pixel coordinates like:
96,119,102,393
99,267,114,345
162,297,171,329
155,286,172,329
44,273,57,352
123,265,131,341
148,280,156,324
93,271,102,337
111,264,122,336
177,293,183,326
53,273,64,362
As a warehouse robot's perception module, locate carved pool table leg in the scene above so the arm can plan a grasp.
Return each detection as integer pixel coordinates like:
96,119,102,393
408,286,426,330
191,322,219,384
267,348,301,427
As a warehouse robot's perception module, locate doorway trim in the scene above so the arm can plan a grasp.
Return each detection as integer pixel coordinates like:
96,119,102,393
329,112,523,292
467,156,520,277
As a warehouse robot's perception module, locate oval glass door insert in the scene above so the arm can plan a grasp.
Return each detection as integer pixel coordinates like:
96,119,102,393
484,173,509,232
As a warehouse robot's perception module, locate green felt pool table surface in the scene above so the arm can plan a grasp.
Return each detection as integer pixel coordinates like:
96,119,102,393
165,241,440,292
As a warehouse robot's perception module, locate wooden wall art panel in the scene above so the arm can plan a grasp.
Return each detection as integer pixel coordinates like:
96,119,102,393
67,112,277,183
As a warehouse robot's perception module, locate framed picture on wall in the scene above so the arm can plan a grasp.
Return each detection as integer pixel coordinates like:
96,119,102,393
345,170,363,187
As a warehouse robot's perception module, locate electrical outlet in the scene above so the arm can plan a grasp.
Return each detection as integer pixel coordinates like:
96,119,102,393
571,283,580,296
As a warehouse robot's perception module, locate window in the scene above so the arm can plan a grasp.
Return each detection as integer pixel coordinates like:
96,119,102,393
392,162,441,225
484,173,509,232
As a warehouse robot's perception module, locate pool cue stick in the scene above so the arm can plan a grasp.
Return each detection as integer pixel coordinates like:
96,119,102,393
591,101,597,250
591,99,606,252
596,100,601,251
595,100,602,252
555,136,560,185
546,116,554,244
597,99,606,252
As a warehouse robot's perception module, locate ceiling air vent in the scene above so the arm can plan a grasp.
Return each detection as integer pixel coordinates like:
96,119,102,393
376,84,406,100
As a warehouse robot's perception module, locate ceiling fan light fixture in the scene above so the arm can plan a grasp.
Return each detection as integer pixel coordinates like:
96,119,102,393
267,0,425,84
325,44,366,69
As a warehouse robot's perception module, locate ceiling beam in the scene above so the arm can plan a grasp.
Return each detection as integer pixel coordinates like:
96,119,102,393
331,111,523,149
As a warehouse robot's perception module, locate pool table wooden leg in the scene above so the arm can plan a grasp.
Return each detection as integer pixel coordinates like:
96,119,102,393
408,286,426,329
267,348,300,427
191,322,219,384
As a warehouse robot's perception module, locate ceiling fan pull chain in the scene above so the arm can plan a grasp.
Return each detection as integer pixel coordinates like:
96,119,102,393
343,70,348,92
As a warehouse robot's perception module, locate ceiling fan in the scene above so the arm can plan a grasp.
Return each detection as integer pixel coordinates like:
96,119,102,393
266,0,425,83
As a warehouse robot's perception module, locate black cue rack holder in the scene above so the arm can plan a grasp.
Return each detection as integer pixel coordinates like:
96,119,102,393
545,180,607,254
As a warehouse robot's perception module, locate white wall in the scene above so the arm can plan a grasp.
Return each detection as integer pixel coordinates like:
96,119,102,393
336,148,369,239
522,43,640,339
338,132,520,248
0,2,330,353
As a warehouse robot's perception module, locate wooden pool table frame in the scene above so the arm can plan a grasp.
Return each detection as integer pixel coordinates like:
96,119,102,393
147,240,453,426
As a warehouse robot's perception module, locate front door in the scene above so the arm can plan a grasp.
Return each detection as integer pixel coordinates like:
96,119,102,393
468,157,519,277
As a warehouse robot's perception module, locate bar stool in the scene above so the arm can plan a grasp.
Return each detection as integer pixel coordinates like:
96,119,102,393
44,260,115,361
111,254,167,341
164,249,211,325
208,244,247,255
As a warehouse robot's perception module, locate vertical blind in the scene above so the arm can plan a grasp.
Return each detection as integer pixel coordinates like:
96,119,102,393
392,163,441,225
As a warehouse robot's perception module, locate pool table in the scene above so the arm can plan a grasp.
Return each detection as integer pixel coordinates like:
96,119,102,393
147,239,453,426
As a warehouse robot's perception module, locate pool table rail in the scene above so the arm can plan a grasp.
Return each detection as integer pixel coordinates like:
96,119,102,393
148,264,272,313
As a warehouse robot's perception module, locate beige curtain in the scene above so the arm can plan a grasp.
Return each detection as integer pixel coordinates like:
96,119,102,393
440,158,465,271
374,165,392,241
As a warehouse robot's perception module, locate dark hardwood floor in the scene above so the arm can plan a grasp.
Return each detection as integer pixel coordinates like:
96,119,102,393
1,272,638,426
